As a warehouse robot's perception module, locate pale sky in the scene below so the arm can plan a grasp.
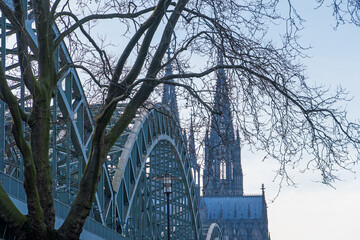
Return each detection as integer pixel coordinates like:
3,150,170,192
57,2,360,239
242,2,360,240
87,2,360,239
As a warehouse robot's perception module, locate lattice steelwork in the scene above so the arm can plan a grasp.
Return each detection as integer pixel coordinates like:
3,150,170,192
0,1,205,239
0,1,27,180
203,223,222,240
108,105,202,239
0,0,114,231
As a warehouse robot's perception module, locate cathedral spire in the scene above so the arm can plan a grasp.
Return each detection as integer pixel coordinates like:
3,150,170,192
189,116,197,167
213,53,231,118
189,115,201,200
162,47,179,123
203,51,243,196
217,52,226,84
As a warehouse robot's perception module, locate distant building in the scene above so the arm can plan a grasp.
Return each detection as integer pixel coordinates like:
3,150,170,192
200,55,270,240
162,50,270,239
162,49,201,201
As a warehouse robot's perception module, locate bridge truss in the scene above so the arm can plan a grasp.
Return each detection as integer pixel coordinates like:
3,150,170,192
0,1,211,239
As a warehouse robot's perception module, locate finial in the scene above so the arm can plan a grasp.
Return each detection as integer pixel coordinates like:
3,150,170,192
162,45,179,122
165,46,172,75
261,183,265,195
216,49,226,85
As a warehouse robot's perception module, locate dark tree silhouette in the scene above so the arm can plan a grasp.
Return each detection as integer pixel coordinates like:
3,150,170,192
0,0,359,239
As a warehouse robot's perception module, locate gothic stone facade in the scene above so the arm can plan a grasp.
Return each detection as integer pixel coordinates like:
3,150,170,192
200,56,270,240
162,51,270,239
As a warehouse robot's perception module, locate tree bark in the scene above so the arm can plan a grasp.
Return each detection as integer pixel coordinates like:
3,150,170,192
0,184,26,229
58,115,110,239
30,90,56,228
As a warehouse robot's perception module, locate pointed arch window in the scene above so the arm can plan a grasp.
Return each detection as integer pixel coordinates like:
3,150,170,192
220,160,226,179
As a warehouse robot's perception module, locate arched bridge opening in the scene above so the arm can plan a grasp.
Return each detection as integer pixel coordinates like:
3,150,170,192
106,105,202,239
0,0,220,238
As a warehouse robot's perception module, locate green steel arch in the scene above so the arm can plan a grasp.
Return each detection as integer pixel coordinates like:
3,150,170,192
0,0,113,226
0,1,215,239
0,1,117,238
0,2,204,239
106,104,202,239
204,223,222,240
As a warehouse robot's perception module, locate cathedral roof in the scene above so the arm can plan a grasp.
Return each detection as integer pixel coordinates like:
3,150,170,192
202,195,264,220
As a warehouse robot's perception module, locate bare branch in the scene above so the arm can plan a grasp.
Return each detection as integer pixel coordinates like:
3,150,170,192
57,64,109,88
0,183,26,230
11,0,38,95
106,0,172,101
53,7,156,48
0,1,21,29
0,61,44,231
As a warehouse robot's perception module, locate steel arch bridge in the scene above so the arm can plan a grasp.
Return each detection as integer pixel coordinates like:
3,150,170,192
0,1,223,239
107,104,202,239
203,223,222,240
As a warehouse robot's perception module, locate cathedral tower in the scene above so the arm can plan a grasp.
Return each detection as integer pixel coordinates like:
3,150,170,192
161,48,201,198
162,48,179,122
203,55,243,196
200,55,270,240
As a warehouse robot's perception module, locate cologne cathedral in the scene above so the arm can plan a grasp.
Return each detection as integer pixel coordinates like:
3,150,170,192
199,57,270,240
162,52,270,240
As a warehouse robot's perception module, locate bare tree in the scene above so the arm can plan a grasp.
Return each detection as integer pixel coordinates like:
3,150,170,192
316,0,360,26
0,0,359,239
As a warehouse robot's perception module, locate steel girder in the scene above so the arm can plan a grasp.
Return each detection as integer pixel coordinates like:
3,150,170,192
1,1,204,238
0,0,113,229
204,223,222,240
107,104,202,239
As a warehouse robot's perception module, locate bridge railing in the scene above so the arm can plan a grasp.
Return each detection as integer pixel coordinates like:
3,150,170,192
0,171,126,240
0,0,115,231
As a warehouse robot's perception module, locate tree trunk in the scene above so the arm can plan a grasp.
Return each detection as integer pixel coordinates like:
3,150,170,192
59,117,110,239
30,90,55,228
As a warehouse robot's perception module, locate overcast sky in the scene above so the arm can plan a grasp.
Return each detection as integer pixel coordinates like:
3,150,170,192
242,2,360,240
80,2,360,239
51,2,360,239
84,2,360,239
